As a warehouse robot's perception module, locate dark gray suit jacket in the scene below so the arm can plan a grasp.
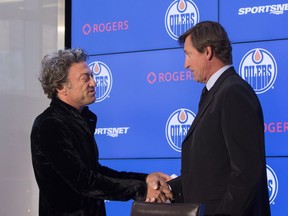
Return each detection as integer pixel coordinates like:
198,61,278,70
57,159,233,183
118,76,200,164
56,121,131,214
169,67,270,216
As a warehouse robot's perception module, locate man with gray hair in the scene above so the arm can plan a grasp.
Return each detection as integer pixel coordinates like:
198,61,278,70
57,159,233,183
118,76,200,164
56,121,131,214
31,48,172,216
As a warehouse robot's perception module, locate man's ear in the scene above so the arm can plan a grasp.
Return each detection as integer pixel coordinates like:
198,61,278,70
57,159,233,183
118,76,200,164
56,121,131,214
205,46,213,60
57,85,67,96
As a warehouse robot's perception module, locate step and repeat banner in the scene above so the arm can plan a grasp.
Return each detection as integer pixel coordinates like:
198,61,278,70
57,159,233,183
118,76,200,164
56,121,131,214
71,0,288,215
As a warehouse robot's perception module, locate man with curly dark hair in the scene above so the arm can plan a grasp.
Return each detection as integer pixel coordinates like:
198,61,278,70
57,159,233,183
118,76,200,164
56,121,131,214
31,48,172,216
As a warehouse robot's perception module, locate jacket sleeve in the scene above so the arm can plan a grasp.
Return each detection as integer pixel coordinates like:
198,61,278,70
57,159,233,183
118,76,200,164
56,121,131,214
34,118,147,202
216,83,266,214
98,163,148,181
167,176,183,203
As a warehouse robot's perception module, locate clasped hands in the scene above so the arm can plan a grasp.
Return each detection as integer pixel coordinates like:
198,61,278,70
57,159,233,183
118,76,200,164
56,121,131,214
145,172,173,203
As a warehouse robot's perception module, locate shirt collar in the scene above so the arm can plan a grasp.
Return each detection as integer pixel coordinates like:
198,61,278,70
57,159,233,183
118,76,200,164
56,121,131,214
206,65,232,91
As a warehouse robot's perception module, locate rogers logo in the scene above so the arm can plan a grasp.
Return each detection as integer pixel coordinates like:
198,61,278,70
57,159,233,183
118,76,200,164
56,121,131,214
147,71,193,84
82,21,129,35
264,121,288,133
83,24,92,35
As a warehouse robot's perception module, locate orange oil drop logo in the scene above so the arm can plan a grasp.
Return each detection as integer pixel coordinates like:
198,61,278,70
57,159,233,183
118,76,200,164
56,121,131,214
179,110,187,123
178,0,186,11
93,63,100,74
253,49,262,63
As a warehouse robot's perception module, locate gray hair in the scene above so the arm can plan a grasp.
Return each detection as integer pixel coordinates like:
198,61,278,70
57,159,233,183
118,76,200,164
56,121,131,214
39,48,88,99
178,21,232,65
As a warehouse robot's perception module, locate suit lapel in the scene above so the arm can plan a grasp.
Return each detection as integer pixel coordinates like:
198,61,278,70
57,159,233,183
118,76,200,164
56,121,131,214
182,67,236,144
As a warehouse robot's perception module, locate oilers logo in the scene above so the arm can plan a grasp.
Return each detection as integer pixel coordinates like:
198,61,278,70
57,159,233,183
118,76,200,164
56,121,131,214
266,164,278,204
88,61,113,102
165,0,200,40
239,48,277,94
165,108,195,152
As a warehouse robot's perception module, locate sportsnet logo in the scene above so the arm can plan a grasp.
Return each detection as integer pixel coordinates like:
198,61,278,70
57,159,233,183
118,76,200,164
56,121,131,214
239,48,277,94
239,4,288,15
165,108,195,152
89,61,113,102
165,0,200,40
95,127,129,138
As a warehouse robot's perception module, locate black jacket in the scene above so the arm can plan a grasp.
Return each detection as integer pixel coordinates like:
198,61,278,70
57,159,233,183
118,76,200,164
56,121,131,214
169,67,271,215
31,98,147,216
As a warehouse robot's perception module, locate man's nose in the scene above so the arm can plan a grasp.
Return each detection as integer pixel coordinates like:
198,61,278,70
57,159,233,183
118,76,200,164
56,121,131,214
90,76,96,87
184,58,190,69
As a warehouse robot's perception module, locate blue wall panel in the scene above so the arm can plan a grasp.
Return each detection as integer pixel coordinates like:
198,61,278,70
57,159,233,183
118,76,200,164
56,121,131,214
71,0,288,215
72,0,218,54
99,158,181,216
266,157,288,216
100,158,288,216
232,40,288,156
219,0,288,42
88,49,203,158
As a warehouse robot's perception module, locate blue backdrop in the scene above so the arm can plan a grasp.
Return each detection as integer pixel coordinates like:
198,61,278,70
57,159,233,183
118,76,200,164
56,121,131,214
71,0,288,215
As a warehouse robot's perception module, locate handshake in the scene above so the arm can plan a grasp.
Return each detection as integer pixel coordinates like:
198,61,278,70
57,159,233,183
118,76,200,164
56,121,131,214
145,172,174,203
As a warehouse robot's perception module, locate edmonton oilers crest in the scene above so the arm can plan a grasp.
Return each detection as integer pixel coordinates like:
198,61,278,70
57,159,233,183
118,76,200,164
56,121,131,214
266,164,278,204
88,61,113,102
165,0,200,40
239,48,277,94
165,108,195,152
